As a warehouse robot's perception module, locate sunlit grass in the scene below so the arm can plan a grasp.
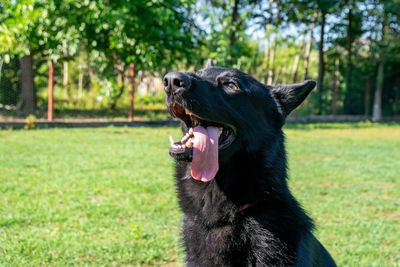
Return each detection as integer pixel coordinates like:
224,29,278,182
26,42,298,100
0,123,399,266
285,123,400,266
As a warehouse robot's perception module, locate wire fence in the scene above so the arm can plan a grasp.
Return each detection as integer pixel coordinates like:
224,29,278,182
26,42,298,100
0,57,167,121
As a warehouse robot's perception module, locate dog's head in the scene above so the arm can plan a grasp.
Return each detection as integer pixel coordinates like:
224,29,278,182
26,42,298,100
164,62,315,182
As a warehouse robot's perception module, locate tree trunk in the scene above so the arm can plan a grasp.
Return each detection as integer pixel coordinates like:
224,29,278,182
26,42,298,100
62,40,69,97
364,76,371,115
291,32,305,83
230,0,239,47
48,60,54,121
261,0,275,83
63,62,68,87
128,63,135,121
345,8,353,97
111,66,126,110
0,60,3,84
394,81,399,115
372,61,384,122
110,85,125,110
272,66,281,86
302,10,317,81
266,0,280,85
372,11,388,122
78,72,83,98
88,69,94,92
227,0,240,65
116,62,123,84
20,54,36,111
332,58,339,115
261,23,271,83
281,65,289,84
317,11,326,114
267,33,277,85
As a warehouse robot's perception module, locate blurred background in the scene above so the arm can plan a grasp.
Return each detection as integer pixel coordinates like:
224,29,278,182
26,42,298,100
1,0,399,123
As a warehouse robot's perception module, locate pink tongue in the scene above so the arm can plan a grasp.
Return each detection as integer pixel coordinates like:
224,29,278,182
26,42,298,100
191,126,219,182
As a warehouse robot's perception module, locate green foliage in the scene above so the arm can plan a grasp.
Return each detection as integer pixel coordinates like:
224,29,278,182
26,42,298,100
1,0,400,116
69,0,198,71
24,114,36,129
200,0,261,70
137,93,165,107
0,0,79,61
0,124,399,265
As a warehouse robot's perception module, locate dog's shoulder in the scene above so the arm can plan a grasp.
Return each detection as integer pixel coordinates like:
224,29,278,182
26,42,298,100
295,233,337,267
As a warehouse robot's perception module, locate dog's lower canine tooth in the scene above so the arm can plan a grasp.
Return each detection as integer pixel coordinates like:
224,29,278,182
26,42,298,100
186,140,192,148
169,136,174,145
185,108,194,116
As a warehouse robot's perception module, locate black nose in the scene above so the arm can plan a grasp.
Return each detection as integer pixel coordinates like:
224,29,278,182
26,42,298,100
163,72,191,95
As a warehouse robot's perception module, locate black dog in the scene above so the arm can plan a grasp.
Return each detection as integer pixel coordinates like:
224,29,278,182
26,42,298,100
163,61,336,266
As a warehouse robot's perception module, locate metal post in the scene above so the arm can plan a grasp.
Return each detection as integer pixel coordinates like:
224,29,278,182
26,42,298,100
128,63,135,122
48,60,54,122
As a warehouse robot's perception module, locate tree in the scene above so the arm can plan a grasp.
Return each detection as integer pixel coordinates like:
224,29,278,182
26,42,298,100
291,31,305,83
1,0,78,111
1,1,38,110
200,0,262,70
366,0,400,120
266,0,280,85
372,3,388,121
70,0,198,110
302,10,317,81
331,57,340,114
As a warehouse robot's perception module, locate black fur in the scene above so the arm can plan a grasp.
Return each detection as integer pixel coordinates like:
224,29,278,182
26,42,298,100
164,66,336,266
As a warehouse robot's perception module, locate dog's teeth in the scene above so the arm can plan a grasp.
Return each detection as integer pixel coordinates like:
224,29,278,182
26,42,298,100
181,133,190,142
185,108,194,116
186,140,192,148
189,128,193,135
169,136,174,145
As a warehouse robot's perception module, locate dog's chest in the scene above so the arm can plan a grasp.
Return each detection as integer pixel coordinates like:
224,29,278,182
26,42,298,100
183,215,294,266
183,216,246,265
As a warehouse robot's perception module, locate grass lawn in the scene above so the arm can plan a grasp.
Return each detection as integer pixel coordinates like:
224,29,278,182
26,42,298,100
0,123,399,266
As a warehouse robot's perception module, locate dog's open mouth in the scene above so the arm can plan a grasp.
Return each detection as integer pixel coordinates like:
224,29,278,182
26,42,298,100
168,103,236,182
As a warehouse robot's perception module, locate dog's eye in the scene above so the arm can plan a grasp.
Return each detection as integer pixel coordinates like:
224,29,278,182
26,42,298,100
226,82,238,90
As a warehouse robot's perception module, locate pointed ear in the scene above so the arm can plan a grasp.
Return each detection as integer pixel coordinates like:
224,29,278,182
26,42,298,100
204,58,214,68
271,80,316,117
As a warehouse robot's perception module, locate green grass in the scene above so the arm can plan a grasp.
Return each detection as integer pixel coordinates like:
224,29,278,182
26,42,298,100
0,123,399,266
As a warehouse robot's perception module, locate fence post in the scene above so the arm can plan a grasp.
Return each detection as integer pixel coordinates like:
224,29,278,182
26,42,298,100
48,60,54,122
128,63,135,122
